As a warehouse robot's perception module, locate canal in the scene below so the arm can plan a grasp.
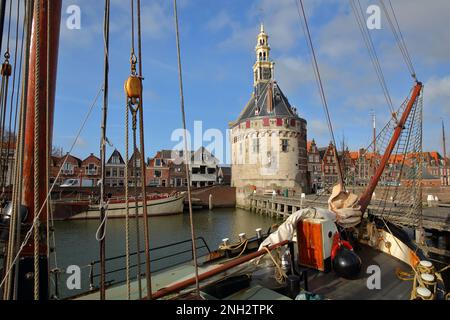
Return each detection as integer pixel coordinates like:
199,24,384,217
53,208,278,298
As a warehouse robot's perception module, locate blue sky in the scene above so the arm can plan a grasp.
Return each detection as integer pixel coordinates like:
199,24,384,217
49,0,450,163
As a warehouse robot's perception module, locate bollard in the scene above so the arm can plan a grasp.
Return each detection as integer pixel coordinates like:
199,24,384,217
209,194,213,210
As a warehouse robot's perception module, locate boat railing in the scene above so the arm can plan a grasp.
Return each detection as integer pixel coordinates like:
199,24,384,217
86,236,211,291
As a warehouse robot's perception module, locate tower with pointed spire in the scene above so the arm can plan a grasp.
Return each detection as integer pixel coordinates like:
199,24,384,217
253,23,274,86
229,25,308,208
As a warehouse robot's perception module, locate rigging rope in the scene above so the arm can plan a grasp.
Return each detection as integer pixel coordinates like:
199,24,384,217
98,0,110,300
294,0,344,188
136,0,153,299
130,105,142,299
1,0,15,300
32,0,41,300
379,0,416,79
124,95,131,300
0,84,103,294
173,0,200,296
349,0,396,116
2,0,21,191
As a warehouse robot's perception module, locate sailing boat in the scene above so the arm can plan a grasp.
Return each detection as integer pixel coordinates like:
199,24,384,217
72,1,446,301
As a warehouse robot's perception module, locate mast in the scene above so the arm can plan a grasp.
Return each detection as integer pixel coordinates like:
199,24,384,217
442,120,448,186
359,82,422,214
99,0,110,300
19,0,62,300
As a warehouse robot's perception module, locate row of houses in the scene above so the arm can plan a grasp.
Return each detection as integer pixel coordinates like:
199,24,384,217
306,139,450,191
48,147,231,188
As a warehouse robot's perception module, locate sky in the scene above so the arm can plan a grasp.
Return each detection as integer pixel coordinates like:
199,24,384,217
18,0,450,163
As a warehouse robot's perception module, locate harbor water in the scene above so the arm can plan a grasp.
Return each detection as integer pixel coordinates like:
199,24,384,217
53,208,277,298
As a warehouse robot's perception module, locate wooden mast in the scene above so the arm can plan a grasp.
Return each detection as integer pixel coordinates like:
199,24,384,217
19,0,62,300
358,82,422,214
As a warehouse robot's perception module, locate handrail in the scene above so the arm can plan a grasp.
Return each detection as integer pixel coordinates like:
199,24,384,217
147,240,289,300
87,237,211,289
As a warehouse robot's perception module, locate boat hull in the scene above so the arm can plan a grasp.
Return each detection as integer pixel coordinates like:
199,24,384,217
66,193,186,220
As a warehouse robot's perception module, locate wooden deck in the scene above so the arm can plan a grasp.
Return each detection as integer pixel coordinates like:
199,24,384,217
74,244,414,300
307,244,413,300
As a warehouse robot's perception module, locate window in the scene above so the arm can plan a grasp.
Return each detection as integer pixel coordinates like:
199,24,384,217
155,159,161,167
111,156,120,164
154,170,161,178
119,170,124,177
86,163,97,175
63,163,73,174
252,138,260,153
281,139,289,152
112,169,117,177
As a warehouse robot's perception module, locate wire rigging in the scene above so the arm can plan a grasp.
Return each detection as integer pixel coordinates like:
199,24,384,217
379,0,416,79
294,0,345,187
173,0,201,297
349,0,395,116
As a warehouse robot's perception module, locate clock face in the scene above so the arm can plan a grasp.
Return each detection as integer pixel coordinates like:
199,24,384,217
262,68,271,80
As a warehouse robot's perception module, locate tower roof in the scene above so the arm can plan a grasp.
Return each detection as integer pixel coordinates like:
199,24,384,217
234,81,299,124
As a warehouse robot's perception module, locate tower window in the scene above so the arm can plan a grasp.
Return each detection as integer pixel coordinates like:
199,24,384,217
259,52,262,61
281,139,289,152
263,52,266,61
252,138,260,153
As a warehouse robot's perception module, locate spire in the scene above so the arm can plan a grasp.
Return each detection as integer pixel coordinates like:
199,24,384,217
253,23,274,87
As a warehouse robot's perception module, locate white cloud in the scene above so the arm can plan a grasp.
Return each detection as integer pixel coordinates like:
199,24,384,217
424,75,450,118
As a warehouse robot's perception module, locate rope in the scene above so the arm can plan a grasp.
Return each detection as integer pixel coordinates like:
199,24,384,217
11,0,31,300
1,0,20,189
0,1,14,292
95,199,110,241
350,0,396,116
173,0,200,296
379,0,416,79
98,0,110,300
219,239,249,259
259,247,287,284
294,0,344,187
135,0,152,299
124,96,131,299
43,0,58,295
32,0,41,300
0,84,103,293
130,105,142,299
4,0,11,54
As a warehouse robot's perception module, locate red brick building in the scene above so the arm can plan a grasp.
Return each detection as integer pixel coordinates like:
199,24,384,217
81,153,101,185
50,153,82,185
146,151,171,187
306,139,322,192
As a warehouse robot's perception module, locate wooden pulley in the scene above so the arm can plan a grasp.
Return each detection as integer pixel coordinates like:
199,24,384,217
124,74,141,99
1,62,11,76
